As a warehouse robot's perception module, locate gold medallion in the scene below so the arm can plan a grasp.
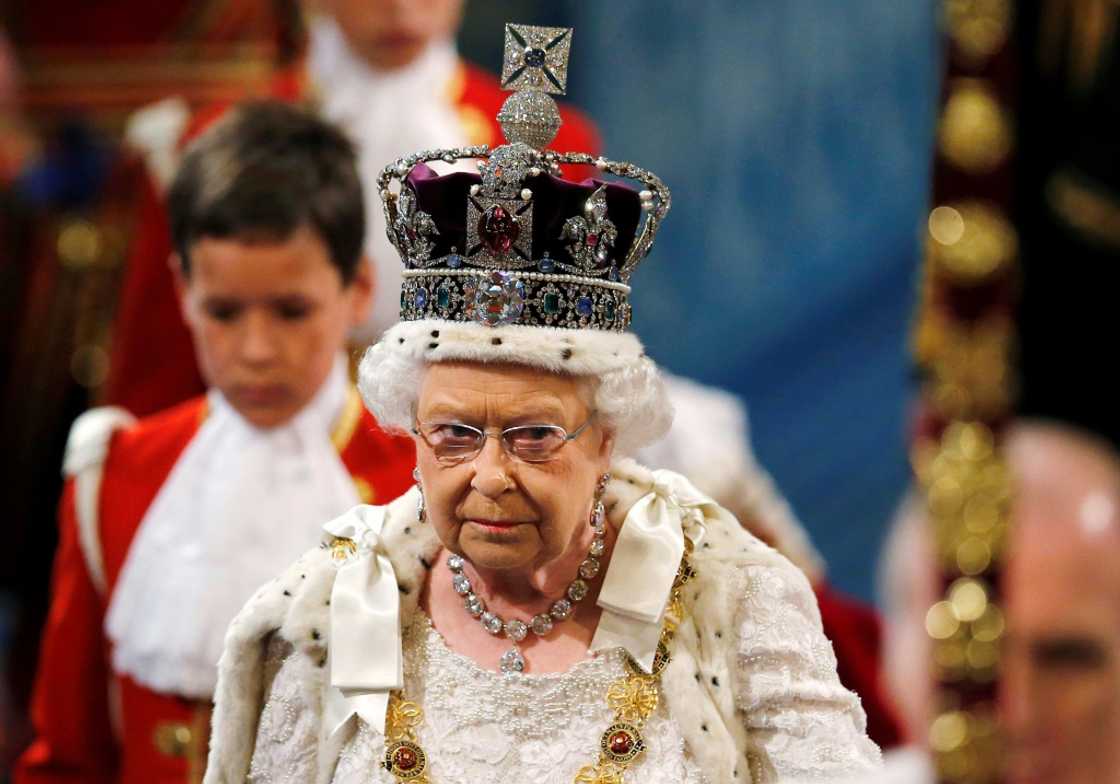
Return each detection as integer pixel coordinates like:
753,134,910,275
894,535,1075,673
599,722,646,764
384,739,428,780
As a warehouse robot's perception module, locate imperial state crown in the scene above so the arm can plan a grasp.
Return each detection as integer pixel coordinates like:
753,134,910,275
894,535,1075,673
378,23,670,333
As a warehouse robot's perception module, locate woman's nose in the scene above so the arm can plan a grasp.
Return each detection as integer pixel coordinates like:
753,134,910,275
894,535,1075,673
470,436,514,498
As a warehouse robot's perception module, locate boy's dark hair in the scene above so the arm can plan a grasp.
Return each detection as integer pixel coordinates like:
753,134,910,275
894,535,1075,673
168,100,365,283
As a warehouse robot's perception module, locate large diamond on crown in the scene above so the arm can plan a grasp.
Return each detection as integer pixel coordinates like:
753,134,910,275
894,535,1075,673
473,271,526,327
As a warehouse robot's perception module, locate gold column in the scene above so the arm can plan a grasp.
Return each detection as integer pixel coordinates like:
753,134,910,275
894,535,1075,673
913,1,1019,782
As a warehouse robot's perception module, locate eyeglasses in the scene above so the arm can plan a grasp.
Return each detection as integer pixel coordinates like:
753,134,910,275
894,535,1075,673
412,412,596,464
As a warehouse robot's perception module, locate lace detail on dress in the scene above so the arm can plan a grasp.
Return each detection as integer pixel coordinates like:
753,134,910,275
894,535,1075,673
735,565,881,782
332,614,708,784
241,563,880,784
247,635,324,783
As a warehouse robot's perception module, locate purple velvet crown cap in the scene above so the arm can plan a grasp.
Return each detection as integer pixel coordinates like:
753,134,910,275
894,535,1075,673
404,163,642,269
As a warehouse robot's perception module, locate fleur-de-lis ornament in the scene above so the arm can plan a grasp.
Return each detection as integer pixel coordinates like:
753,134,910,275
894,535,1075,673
390,187,440,267
561,186,618,274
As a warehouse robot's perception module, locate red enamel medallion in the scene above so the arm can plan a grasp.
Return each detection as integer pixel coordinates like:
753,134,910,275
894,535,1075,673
609,730,633,755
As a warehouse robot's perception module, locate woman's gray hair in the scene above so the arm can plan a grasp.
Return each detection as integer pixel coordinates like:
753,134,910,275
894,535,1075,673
357,343,674,456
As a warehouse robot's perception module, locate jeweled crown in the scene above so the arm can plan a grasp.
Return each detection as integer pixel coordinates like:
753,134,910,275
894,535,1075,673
378,23,670,332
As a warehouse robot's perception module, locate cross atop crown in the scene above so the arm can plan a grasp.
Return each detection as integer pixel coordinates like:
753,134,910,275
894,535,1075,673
496,25,573,150
501,24,572,95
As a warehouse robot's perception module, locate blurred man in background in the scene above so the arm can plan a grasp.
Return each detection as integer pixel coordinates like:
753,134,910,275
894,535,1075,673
876,421,1120,783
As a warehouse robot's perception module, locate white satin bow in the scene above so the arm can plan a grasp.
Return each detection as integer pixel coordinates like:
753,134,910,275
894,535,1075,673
591,469,711,671
323,505,402,739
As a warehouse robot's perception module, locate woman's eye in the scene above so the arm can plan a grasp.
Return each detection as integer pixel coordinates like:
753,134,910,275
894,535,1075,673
435,424,479,443
509,426,560,445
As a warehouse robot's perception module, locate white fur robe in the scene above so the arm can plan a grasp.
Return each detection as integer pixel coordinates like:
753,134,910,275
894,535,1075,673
203,460,879,783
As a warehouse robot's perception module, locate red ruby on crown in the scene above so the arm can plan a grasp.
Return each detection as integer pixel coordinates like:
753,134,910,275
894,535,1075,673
478,205,520,255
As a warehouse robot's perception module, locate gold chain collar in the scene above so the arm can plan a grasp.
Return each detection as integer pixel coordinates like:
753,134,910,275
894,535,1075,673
382,540,696,783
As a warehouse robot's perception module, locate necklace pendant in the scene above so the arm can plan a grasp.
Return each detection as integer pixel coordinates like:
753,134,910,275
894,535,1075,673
499,646,526,674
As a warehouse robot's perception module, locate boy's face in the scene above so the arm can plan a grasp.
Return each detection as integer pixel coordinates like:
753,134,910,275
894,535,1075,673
323,0,464,70
175,225,372,429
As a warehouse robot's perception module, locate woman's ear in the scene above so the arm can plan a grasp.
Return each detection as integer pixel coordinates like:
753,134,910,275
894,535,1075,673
597,427,616,465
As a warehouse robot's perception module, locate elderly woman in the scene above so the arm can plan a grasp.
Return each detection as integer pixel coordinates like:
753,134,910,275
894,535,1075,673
204,23,879,784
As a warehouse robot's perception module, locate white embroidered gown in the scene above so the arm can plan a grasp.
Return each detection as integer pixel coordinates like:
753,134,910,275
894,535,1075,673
244,564,879,783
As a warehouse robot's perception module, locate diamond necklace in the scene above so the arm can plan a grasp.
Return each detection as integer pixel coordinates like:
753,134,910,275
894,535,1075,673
447,501,607,674
384,539,696,783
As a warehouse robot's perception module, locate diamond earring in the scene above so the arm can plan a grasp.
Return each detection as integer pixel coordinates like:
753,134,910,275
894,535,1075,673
413,468,426,523
595,472,611,501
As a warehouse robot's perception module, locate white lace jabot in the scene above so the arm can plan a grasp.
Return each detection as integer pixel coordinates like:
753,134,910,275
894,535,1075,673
106,357,359,698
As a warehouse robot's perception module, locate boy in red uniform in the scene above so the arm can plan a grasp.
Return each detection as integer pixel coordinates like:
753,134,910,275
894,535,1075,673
14,101,416,784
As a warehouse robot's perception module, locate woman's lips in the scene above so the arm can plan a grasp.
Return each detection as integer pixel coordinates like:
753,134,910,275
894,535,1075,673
466,518,532,531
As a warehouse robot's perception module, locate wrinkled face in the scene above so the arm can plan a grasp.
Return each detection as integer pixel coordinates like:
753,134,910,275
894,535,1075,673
176,226,371,428
322,0,464,70
414,362,613,573
1002,506,1120,784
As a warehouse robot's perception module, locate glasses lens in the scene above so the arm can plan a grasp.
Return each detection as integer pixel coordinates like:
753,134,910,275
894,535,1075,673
422,423,484,461
503,425,567,462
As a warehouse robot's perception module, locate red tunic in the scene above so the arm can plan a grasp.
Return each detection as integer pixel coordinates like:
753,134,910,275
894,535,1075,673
14,394,415,784
102,60,601,417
